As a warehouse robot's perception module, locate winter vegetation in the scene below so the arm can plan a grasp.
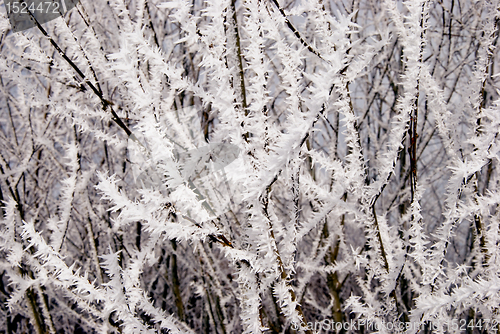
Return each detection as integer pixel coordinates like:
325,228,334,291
0,0,499,333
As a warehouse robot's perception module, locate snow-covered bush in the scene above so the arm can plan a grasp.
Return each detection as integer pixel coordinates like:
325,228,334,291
0,0,499,333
